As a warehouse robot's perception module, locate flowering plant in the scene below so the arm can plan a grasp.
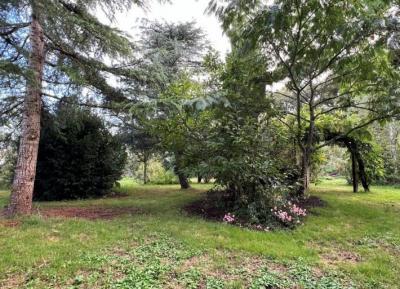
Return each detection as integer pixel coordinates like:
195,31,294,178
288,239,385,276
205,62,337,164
271,202,307,226
223,213,236,223
290,203,307,216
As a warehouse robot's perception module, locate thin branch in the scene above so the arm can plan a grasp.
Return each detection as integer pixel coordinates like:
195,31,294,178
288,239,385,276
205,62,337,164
42,93,115,110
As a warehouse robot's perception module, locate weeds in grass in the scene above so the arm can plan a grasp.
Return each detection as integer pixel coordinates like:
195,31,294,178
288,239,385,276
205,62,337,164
251,261,354,289
71,236,356,289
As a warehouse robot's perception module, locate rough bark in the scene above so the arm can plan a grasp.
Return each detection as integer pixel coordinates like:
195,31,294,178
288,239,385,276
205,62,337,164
6,13,45,216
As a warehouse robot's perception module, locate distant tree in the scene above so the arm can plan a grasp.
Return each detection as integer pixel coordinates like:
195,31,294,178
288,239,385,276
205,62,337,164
0,0,155,215
34,103,126,201
128,20,208,188
121,123,158,184
137,19,207,96
0,145,16,190
371,120,400,184
145,77,211,189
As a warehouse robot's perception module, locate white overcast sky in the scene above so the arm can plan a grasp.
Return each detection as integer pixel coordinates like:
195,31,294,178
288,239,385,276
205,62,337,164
107,0,231,56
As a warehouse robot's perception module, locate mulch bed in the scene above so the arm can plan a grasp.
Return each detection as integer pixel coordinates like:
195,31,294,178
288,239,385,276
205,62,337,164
37,206,142,220
296,195,326,210
185,195,325,221
184,199,225,221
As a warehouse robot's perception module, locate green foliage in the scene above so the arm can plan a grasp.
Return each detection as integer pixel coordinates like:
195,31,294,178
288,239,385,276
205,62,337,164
180,269,202,289
33,104,126,201
205,277,225,289
358,142,385,183
209,0,400,195
371,121,400,184
251,262,353,289
132,158,178,185
186,47,301,225
149,166,178,185
318,146,348,178
0,146,16,189
0,0,150,112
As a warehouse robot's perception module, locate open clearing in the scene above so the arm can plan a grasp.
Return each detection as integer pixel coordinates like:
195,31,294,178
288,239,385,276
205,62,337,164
0,179,399,289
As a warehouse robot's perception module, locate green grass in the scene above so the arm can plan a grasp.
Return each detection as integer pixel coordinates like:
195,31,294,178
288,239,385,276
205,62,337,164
0,178,399,288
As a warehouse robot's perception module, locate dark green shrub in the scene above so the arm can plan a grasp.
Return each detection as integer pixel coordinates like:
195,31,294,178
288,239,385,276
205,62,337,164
33,105,127,201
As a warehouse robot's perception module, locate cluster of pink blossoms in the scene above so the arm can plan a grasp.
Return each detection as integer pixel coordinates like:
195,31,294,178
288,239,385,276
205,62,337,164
271,203,307,224
273,209,293,223
290,204,307,216
223,213,235,223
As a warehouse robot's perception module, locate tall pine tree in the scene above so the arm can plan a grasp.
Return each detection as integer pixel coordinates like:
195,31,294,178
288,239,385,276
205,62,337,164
1,0,151,216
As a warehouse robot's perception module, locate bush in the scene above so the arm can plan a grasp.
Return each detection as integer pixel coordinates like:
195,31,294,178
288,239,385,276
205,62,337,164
192,117,302,226
148,160,178,185
33,105,127,201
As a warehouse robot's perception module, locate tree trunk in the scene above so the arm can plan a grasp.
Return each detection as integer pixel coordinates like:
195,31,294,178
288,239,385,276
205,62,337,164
197,175,202,183
351,148,359,193
178,173,190,189
298,97,315,196
355,151,369,192
301,149,311,194
6,13,45,216
174,152,190,189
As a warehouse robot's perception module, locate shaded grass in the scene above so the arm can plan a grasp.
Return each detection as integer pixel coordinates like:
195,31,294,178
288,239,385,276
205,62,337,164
0,179,399,288
0,190,8,208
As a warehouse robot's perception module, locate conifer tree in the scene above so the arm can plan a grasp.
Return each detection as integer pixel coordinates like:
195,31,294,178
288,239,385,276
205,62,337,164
0,0,149,215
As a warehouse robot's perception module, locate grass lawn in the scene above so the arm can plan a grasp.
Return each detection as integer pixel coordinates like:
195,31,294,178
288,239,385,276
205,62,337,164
0,178,399,288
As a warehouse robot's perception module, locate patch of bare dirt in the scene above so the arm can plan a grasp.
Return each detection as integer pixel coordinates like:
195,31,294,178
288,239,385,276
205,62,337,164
322,250,361,265
0,221,20,228
183,199,224,221
0,210,20,228
0,274,25,289
37,206,141,220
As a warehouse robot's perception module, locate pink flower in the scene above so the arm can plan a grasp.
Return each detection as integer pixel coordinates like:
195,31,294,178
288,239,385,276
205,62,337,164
290,204,307,216
223,213,235,223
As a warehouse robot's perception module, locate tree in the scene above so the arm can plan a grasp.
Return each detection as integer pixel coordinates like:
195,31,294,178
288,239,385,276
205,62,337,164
34,103,127,201
145,77,210,189
1,0,151,215
127,20,208,188
210,0,400,194
189,46,303,223
121,123,157,184
372,120,400,184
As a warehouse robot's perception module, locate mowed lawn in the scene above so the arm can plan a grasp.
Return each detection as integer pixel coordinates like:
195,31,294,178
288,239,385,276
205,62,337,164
0,179,399,289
